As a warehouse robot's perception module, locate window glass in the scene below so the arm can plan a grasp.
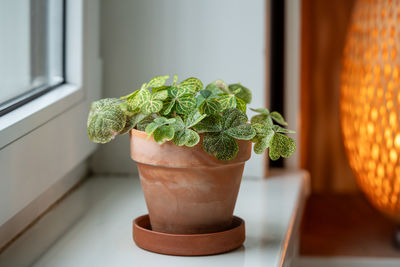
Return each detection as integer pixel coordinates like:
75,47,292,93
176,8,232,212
0,0,64,112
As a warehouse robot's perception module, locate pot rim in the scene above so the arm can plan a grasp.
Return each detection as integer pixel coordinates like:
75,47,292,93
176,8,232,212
130,128,252,168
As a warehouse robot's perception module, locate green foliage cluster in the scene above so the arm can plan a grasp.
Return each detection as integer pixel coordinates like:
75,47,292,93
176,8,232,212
87,75,296,161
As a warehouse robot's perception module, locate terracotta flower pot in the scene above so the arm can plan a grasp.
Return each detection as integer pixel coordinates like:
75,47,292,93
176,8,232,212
130,129,251,234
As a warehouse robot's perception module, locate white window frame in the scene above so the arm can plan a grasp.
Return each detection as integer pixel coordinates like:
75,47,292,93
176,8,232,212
284,0,301,169
0,0,83,148
0,0,101,248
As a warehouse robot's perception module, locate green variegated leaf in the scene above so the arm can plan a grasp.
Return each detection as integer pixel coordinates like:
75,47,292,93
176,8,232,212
127,88,150,114
270,111,288,126
236,97,246,113
136,88,151,105
250,109,293,156
87,98,122,126
196,95,205,107
280,135,296,158
229,83,252,104
263,131,275,146
87,112,124,144
152,90,168,100
87,98,126,143
200,89,212,99
154,117,176,125
123,98,141,115
185,109,207,128
263,129,275,145
136,89,168,115
199,98,222,115
152,85,170,93
177,77,203,94
153,125,175,144
197,89,220,109
199,108,253,160
163,87,196,115
196,91,207,107
130,112,148,127
250,114,273,126
223,108,248,129
254,138,269,154
147,75,170,88
95,98,122,107
168,87,182,98
202,133,239,161
202,133,218,155
193,115,223,133
137,115,157,131
269,135,280,161
140,83,148,90
269,133,296,160
251,135,263,143
145,122,159,135
224,124,255,140
252,123,275,139
252,123,270,136
173,129,200,147
172,74,178,85
250,108,287,127
251,122,275,154
119,117,134,135
250,107,270,115
173,129,189,146
172,111,204,147
171,116,185,131
231,88,241,94
119,113,147,135
205,80,228,95
251,123,275,154
216,94,236,110
162,97,175,115
175,95,196,114
273,125,295,133
185,129,200,147
119,103,130,115
121,89,139,100
138,89,169,114
141,100,163,114
145,117,176,137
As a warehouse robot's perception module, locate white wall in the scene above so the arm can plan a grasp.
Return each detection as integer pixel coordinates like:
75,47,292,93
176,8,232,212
93,0,266,178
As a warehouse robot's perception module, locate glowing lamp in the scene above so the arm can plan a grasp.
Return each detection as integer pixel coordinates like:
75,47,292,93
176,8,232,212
341,0,400,221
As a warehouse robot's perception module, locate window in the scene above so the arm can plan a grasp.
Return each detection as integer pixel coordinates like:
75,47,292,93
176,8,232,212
0,0,65,116
0,0,102,251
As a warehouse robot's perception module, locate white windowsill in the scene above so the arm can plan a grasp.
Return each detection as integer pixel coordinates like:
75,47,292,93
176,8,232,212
1,170,310,266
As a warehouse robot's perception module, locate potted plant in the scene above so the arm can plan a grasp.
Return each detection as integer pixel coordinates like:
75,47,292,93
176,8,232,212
87,75,295,249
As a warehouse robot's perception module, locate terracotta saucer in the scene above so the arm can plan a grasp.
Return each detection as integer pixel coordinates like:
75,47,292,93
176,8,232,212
132,214,245,256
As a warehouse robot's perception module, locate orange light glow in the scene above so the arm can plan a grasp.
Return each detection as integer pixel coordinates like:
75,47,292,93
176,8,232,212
341,0,400,221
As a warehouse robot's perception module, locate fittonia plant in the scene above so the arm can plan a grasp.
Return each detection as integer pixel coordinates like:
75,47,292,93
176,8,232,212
87,75,296,161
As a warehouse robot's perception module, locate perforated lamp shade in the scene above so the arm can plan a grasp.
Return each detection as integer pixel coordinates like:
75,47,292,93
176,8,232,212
341,0,400,221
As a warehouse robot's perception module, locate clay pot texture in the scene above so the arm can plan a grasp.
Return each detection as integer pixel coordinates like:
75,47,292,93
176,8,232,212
130,129,251,234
